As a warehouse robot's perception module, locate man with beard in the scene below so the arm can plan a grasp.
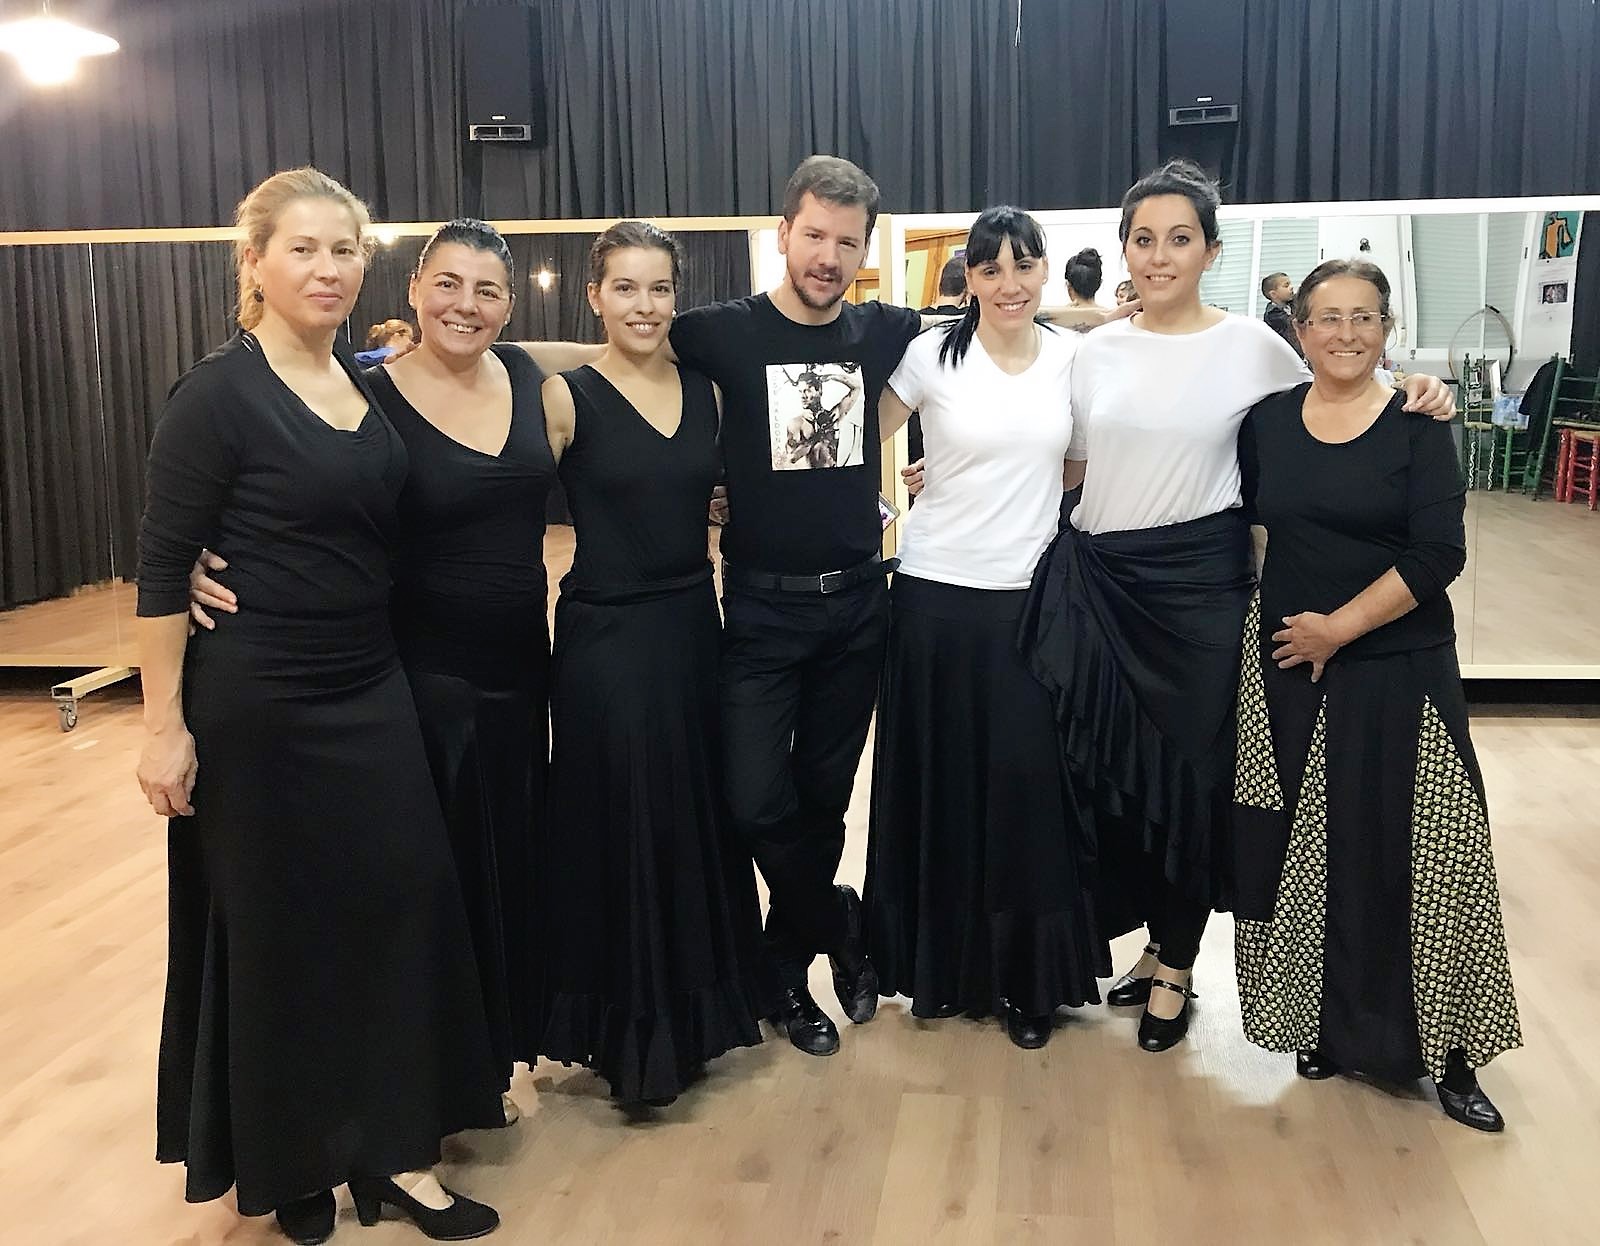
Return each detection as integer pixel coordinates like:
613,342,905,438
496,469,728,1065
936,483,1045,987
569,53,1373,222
668,155,921,1057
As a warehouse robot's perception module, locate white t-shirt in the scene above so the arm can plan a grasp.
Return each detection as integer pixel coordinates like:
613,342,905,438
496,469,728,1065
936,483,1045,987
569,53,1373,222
1067,314,1310,535
889,324,1078,590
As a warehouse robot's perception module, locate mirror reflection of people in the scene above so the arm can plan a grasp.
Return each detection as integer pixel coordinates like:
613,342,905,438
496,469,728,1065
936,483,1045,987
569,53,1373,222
135,168,502,1244
355,316,414,364
1115,278,1138,306
1014,159,1456,1057
919,256,968,314
1235,258,1520,1132
1065,247,1105,308
1260,271,1305,360
871,207,1104,1050
538,222,778,1106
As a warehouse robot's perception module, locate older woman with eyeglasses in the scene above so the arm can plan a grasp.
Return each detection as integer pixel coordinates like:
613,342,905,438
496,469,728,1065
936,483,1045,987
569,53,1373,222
1231,258,1521,1132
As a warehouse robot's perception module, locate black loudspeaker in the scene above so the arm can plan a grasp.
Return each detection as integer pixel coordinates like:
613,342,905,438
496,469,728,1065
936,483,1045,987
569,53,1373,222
1164,0,1244,125
463,4,543,143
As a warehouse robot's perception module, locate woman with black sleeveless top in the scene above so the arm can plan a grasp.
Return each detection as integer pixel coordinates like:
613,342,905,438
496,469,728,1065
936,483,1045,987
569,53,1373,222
366,222,556,1101
538,221,775,1107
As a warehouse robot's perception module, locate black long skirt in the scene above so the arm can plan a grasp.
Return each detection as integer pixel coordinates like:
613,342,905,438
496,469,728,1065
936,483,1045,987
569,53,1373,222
541,575,776,1104
397,591,550,1085
158,613,503,1216
867,575,1107,1017
1018,507,1254,935
1232,631,1522,1082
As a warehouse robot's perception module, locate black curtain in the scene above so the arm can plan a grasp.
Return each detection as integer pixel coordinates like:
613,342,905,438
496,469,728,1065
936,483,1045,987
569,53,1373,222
0,246,110,610
92,241,237,584
0,0,463,230
8,1,1599,230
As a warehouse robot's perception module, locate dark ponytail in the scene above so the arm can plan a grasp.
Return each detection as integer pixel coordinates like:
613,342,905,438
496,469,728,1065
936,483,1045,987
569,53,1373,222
937,205,1049,368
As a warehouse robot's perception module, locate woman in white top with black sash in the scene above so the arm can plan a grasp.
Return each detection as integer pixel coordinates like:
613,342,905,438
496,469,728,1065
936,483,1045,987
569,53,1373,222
1016,160,1455,1054
868,208,1108,1050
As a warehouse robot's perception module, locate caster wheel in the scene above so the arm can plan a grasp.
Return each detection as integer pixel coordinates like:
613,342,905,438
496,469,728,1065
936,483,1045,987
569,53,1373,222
58,702,78,732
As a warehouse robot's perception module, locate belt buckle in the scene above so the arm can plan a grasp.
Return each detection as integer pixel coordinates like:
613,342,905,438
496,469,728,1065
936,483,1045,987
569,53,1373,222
818,568,845,594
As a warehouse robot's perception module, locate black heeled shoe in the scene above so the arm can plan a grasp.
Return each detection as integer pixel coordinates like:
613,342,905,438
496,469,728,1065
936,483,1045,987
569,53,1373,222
1436,1050,1505,1133
1137,976,1196,1053
1295,1049,1340,1080
1004,1003,1052,1050
276,1190,336,1245
829,884,880,1024
1107,942,1159,1007
348,1175,499,1240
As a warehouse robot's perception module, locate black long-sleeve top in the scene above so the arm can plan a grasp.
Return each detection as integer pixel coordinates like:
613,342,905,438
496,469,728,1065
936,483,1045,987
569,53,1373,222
1239,384,1466,659
136,332,405,621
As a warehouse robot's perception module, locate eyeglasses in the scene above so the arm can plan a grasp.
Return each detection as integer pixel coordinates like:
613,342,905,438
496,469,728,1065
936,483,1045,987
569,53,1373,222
1300,311,1387,332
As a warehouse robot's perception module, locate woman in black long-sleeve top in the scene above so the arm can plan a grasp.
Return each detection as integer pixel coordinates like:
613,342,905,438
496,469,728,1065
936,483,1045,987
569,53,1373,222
135,168,501,1242
1231,259,1521,1132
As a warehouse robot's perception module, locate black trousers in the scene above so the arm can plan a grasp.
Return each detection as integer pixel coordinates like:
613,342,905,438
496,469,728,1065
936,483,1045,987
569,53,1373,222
719,577,890,988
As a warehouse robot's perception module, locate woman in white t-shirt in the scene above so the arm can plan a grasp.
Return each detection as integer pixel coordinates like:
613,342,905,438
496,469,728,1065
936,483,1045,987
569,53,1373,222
1016,159,1455,1055
868,207,1108,1050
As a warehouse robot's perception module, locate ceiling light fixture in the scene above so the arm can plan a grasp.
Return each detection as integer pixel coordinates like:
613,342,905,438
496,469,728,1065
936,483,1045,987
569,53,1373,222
0,4,120,88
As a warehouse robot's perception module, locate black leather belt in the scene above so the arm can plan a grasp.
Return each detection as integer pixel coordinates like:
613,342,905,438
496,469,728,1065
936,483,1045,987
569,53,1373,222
722,554,897,595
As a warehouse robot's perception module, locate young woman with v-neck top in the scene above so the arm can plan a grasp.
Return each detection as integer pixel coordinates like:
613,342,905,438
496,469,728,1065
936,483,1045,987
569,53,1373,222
536,222,776,1107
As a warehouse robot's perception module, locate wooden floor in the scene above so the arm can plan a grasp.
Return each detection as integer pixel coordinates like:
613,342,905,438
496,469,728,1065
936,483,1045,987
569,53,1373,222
2,531,1598,1245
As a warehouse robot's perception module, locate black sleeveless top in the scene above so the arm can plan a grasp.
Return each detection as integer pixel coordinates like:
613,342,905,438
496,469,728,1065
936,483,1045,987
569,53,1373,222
367,343,556,674
558,363,719,599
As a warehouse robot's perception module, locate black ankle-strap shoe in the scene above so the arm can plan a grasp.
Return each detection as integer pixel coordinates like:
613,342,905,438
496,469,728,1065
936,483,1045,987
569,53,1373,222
1137,977,1196,1053
1107,942,1159,1007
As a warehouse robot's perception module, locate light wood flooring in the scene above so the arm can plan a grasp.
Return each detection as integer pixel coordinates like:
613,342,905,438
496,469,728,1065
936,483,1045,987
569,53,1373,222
1,530,1597,1245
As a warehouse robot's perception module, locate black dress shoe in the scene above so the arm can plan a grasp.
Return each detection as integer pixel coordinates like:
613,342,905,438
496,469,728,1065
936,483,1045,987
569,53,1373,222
1004,1004,1052,1050
348,1175,499,1240
275,1189,335,1245
771,984,840,1056
1437,1051,1505,1132
829,885,879,1024
926,1002,964,1018
1137,977,1196,1053
1295,1049,1341,1080
1107,942,1159,1007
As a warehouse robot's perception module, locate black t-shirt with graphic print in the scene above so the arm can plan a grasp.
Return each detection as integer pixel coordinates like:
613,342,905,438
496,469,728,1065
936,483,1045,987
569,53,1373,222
671,293,922,575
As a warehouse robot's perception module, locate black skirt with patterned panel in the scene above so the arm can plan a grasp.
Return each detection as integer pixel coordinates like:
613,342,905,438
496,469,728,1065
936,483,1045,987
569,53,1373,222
1230,595,1521,1082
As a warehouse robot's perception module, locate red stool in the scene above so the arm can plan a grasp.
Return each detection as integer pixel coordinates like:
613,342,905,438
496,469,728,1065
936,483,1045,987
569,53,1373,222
1556,428,1600,510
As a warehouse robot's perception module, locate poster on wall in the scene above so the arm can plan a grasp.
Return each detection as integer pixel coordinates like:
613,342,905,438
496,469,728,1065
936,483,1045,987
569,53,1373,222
1539,211,1580,260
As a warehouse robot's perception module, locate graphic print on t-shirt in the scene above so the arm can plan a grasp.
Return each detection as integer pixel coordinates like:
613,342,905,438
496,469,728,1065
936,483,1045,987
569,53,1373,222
766,362,865,471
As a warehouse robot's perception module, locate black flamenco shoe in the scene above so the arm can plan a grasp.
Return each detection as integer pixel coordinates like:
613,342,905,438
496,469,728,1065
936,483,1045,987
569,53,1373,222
276,1190,336,1245
1295,1049,1341,1081
1004,1003,1053,1050
348,1175,500,1241
1436,1050,1505,1133
1107,942,1159,1008
829,884,880,1024
1137,977,1197,1053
